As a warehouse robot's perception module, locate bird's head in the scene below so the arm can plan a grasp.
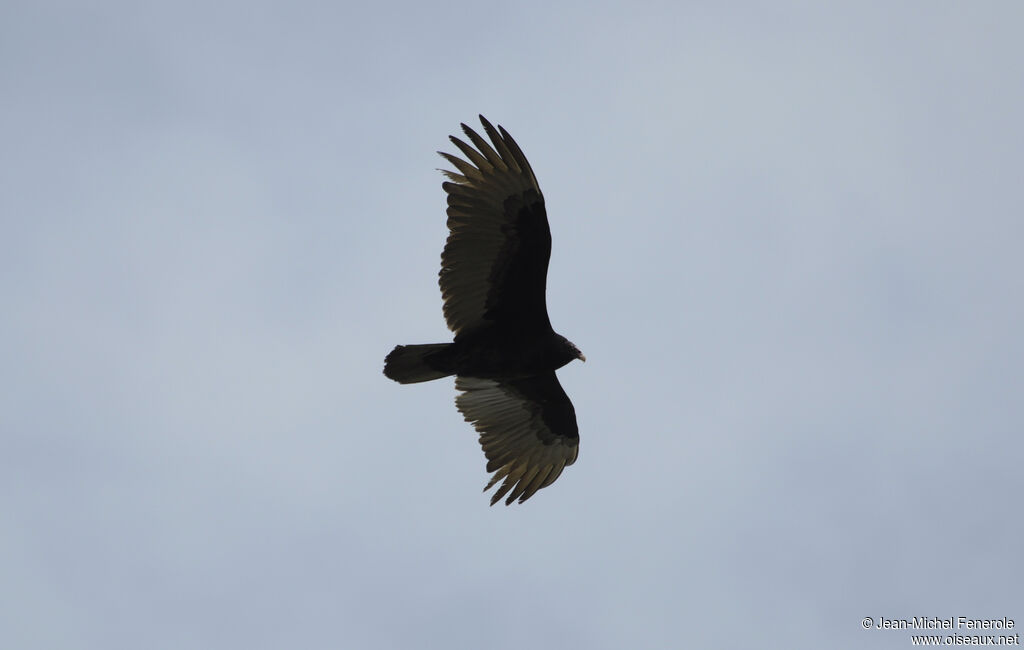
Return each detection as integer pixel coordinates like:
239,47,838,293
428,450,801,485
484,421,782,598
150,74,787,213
568,340,586,364
552,335,585,368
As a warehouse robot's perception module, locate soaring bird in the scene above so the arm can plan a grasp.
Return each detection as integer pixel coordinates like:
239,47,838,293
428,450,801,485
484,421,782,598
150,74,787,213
384,116,584,506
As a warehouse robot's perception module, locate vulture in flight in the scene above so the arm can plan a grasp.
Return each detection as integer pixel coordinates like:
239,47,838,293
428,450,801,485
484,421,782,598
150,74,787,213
383,116,585,506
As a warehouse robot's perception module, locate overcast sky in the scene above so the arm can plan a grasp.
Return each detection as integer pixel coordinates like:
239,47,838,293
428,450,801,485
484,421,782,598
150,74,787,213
2,2,1022,649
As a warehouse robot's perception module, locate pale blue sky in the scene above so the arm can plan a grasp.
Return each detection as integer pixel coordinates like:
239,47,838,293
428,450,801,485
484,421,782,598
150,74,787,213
2,2,1022,648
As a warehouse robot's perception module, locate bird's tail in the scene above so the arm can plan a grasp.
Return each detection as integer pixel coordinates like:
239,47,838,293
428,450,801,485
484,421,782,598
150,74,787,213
383,343,454,384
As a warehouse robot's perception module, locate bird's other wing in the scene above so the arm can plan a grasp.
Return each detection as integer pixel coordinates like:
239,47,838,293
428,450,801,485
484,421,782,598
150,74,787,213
455,373,579,505
439,116,552,336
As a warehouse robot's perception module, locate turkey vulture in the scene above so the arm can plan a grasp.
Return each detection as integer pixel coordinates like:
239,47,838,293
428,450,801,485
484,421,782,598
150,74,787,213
383,116,585,506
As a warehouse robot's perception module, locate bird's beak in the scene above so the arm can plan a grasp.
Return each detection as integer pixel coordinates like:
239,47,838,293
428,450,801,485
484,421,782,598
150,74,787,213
578,353,586,362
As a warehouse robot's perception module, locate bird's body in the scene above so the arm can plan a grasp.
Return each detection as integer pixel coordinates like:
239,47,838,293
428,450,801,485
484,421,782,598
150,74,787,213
387,326,578,381
384,116,584,506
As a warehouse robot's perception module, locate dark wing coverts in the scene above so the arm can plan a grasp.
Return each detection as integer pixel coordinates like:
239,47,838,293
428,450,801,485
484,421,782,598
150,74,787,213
455,374,579,505
439,116,552,335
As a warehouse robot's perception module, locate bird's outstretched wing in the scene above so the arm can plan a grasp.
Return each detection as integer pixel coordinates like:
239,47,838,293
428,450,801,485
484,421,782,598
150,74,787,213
439,116,552,336
455,374,579,505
